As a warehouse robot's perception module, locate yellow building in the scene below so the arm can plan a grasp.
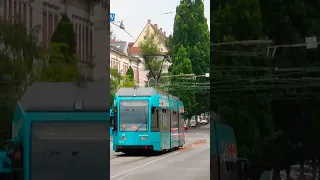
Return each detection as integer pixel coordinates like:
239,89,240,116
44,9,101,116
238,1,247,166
128,19,171,87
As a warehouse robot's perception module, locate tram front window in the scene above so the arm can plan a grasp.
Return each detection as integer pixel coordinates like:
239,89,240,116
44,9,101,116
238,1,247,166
119,100,149,132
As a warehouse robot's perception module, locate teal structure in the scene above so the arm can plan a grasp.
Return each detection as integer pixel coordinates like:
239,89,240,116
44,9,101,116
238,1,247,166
112,88,185,153
0,151,11,176
9,81,110,180
211,113,243,180
110,109,114,135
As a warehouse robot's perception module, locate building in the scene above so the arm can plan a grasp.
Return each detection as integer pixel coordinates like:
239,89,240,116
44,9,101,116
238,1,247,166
110,40,141,85
0,0,109,80
128,19,171,87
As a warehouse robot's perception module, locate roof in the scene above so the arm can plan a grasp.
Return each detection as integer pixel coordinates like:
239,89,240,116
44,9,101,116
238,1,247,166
130,20,168,55
110,41,128,54
128,46,142,54
116,88,179,99
19,81,110,112
150,24,167,41
116,87,157,97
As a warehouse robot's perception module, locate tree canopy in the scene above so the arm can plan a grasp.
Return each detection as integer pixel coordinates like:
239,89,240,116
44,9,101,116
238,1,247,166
169,0,210,116
212,0,320,178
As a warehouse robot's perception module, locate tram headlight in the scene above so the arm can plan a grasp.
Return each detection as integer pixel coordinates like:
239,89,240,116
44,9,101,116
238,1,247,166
141,136,147,140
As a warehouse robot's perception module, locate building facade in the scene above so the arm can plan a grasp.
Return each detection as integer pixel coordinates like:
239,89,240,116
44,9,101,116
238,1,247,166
128,19,171,87
110,40,141,85
0,0,109,80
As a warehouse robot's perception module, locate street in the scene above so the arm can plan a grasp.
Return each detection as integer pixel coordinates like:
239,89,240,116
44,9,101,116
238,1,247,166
110,124,210,180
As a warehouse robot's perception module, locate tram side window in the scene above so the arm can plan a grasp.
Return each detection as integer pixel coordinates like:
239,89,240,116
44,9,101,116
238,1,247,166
170,110,175,132
151,107,159,131
165,109,170,131
175,111,179,129
226,161,230,171
158,109,164,131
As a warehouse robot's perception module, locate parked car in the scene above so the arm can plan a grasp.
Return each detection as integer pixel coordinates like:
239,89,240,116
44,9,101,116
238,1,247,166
184,124,189,131
280,165,313,180
200,119,208,125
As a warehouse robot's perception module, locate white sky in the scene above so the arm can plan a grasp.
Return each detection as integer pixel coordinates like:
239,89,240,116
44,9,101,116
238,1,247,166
110,0,210,43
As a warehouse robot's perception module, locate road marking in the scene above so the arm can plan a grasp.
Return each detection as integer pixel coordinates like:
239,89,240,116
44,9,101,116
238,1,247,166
110,151,180,179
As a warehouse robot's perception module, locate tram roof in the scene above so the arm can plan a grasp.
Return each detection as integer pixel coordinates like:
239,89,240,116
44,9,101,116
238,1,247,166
19,81,109,112
116,87,179,99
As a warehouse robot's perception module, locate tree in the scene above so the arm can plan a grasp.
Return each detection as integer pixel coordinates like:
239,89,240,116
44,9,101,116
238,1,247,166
51,14,76,63
171,0,210,114
169,45,196,117
211,0,276,177
0,19,41,145
126,66,134,81
139,33,168,87
110,68,122,106
110,68,135,106
41,14,79,81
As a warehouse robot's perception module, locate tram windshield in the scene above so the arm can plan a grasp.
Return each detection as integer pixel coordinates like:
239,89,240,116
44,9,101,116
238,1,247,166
119,100,149,132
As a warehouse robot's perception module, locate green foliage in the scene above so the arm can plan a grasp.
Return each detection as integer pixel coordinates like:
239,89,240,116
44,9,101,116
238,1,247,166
212,0,320,177
172,0,210,75
126,66,134,81
40,42,79,82
0,19,41,145
122,75,135,88
51,14,76,63
110,69,135,106
40,14,79,82
110,68,122,106
170,0,210,115
139,33,160,56
139,32,167,87
169,46,195,117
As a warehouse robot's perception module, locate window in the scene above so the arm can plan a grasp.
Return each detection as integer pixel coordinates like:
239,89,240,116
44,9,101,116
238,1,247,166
23,3,26,25
79,23,82,59
8,0,11,22
75,23,77,52
18,1,21,17
48,11,53,41
151,107,159,132
226,161,230,171
29,7,33,29
144,36,147,40
86,26,89,61
158,109,164,130
42,10,47,46
54,13,59,28
90,29,93,60
82,23,85,61
4,0,7,19
13,0,16,19
119,100,149,132
160,48,163,52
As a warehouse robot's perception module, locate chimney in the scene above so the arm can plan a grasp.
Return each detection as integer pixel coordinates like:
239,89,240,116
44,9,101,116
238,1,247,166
154,24,157,28
160,28,162,32
148,19,151,24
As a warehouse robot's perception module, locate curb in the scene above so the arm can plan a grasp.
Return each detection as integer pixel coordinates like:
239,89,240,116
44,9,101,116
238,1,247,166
182,139,207,150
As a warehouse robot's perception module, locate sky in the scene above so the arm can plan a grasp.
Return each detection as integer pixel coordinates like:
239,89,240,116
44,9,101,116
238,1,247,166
110,0,210,43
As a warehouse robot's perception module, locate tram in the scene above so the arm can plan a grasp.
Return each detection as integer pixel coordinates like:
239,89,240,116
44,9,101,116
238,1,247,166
112,87,185,154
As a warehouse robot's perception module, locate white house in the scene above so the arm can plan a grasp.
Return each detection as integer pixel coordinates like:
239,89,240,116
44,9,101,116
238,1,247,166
110,40,141,85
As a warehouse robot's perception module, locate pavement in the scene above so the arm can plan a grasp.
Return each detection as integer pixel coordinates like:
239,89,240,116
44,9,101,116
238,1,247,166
110,124,210,180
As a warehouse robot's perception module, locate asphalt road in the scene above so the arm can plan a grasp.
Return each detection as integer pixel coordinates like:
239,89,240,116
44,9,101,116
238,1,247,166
110,124,210,180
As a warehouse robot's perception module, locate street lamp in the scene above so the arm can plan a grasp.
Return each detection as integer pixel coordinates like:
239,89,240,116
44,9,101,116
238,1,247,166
143,54,168,89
